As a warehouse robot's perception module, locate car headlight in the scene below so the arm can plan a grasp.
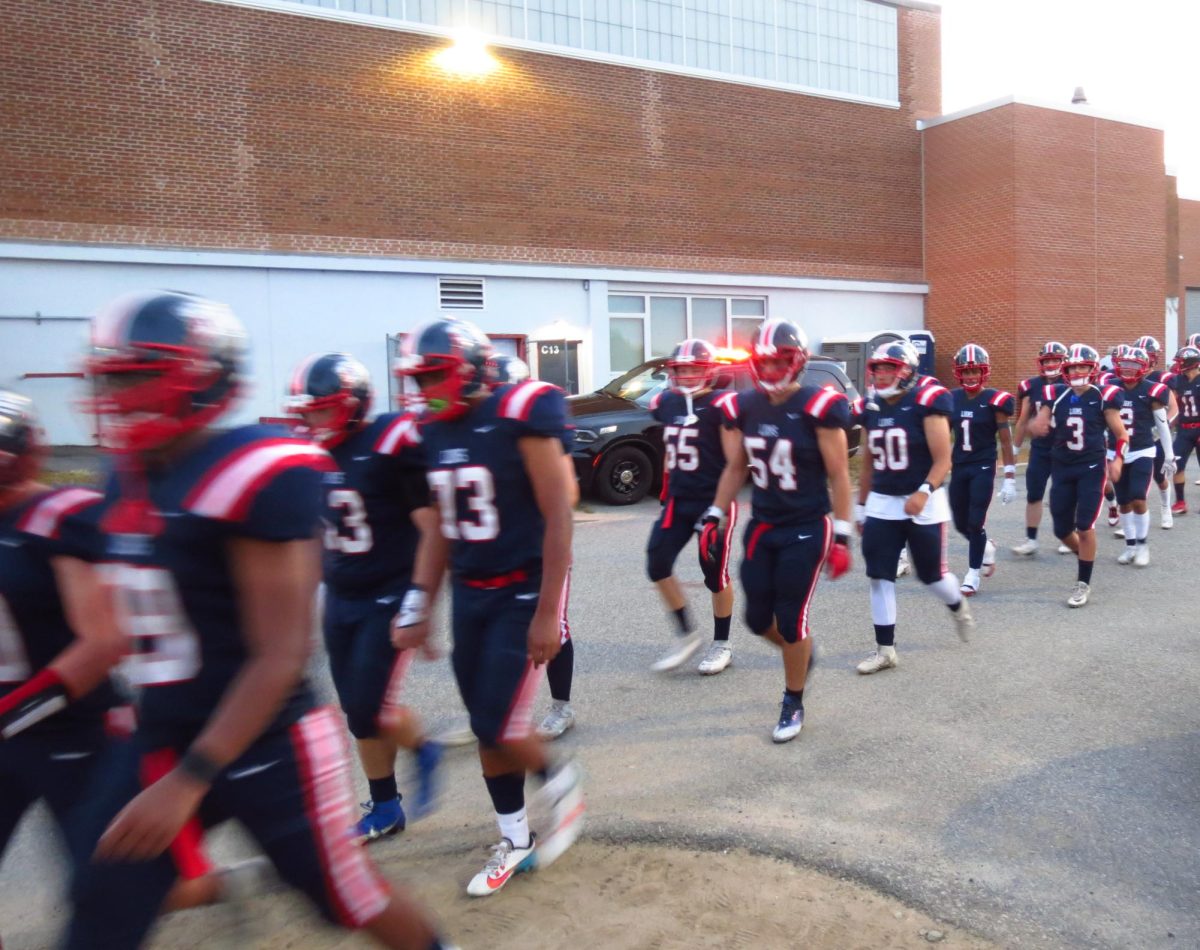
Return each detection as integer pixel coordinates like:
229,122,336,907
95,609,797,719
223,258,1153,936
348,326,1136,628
573,428,599,443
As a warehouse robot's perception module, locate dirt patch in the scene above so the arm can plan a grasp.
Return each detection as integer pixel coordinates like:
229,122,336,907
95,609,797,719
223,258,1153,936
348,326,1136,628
142,842,995,950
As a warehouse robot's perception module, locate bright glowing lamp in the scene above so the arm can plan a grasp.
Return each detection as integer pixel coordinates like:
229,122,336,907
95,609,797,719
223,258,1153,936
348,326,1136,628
433,30,500,77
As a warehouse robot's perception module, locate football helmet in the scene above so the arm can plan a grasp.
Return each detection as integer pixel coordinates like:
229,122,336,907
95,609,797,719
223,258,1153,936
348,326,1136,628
867,340,921,399
1036,341,1069,378
952,343,991,393
749,320,809,395
1174,345,1200,374
0,390,41,488
284,353,372,447
666,338,719,396
393,317,492,422
487,353,531,386
1186,333,1200,350
1134,335,1161,369
1062,343,1100,388
85,290,246,453
1112,344,1149,384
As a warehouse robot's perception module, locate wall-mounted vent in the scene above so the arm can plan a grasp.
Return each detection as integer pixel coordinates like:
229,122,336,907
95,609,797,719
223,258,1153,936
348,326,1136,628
438,277,484,310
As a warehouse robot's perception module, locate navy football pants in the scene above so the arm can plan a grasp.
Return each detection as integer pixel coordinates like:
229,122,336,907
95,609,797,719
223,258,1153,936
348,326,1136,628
739,517,831,644
1049,461,1107,538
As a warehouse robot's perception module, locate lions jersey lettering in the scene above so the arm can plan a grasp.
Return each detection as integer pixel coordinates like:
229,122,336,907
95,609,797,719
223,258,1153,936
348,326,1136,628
422,380,571,576
1117,379,1169,453
863,384,953,496
322,413,425,595
951,388,1015,466
1019,377,1058,452
720,386,849,524
650,389,731,502
1173,373,1200,424
96,425,329,746
1045,384,1124,463
1,488,118,733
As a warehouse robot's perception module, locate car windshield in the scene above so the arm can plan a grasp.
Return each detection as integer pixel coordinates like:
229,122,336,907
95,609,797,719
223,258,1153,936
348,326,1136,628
601,362,670,408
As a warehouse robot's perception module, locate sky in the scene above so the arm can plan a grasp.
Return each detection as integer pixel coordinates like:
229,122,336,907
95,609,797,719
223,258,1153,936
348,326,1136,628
938,0,1200,198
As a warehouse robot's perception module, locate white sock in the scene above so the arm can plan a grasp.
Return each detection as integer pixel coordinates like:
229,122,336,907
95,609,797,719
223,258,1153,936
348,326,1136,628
1121,511,1136,539
1160,486,1171,508
869,579,897,624
497,808,530,849
1135,511,1151,541
927,573,963,606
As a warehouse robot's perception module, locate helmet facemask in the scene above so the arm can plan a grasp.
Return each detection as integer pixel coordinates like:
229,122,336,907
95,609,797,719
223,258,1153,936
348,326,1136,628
868,358,913,399
750,349,806,395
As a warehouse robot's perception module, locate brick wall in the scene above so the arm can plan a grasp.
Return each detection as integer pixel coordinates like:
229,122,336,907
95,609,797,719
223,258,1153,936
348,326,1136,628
923,103,1166,392
0,0,940,282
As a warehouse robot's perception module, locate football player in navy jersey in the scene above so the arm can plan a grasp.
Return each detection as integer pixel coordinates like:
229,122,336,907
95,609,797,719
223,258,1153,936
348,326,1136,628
1134,335,1179,527
285,353,442,842
394,317,583,897
703,320,852,742
646,338,737,676
1169,345,1200,509
1029,344,1128,608
1107,346,1175,566
948,345,1016,596
855,341,975,675
1012,342,1072,556
67,292,447,950
486,354,579,741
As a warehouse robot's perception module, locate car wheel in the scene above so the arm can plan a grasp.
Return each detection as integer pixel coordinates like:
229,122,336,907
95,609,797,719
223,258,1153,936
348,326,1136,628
594,445,653,505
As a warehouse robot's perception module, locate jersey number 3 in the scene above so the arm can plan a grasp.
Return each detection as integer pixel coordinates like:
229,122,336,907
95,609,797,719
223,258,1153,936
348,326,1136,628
429,467,500,542
325,489,373,554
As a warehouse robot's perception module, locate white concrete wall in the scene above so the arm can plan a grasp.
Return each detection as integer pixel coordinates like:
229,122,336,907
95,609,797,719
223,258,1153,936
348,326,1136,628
0,246,926,444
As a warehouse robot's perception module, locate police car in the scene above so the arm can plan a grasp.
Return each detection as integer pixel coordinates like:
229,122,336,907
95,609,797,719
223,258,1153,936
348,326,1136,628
569,354,860,505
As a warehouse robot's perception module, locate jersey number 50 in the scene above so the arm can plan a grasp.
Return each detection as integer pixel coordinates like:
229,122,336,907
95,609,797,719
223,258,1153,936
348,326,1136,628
868,428,910,471
101,564,201,686
429,466,500,542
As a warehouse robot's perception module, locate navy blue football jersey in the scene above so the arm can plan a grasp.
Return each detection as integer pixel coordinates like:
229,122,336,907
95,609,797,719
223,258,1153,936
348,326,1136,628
422,381,572,578
1045,383,1124,464
322,413,427,596
1018,376,1060,453
951,388,1015,466
719,385,849,524
96,425,330,747
1,488,118,734
863,384,953,496
1173,372,1200,425
650,389,731,502
1116,379,1170,452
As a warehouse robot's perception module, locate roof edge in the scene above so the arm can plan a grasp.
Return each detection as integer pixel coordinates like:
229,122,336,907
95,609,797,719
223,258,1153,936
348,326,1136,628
915,94,1164,133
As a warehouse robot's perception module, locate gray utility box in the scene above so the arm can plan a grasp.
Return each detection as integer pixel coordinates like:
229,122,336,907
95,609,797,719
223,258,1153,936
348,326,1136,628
820,330,936,394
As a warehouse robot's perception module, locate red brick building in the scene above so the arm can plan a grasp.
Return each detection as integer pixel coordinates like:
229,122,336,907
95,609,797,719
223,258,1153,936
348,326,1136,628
0,0,1192,439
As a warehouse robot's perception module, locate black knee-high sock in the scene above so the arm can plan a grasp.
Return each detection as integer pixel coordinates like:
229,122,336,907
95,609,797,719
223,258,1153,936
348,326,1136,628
713,614,731,642
546,637,574,703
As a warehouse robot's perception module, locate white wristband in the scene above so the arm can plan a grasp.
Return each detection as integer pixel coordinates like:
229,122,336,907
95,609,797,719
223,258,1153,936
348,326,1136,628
702,505,724,522
397,587,429,628
833,519,853,538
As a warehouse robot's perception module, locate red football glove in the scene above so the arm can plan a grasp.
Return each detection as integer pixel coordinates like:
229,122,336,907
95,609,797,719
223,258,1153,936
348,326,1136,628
826,540,852,579
694,506,725,563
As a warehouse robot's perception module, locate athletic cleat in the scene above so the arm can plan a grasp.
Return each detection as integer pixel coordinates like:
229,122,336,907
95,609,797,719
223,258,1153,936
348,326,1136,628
1134,544,1150,568
408,741,442,820
466,836,537,897
536,701,576,740
651,630,703,672
1106,504,1120,527
436,718,477,748
1116,547,1136,565
1067,581,1091,608
856,647,898,675
532,760,585,869
1171,500,1187,516
354,798,405,843
1057,543,1072,555
697,641,733,675
895,550,911,578
1011,538,1038,557
772,693,804,743
981,539,997,577
1161,507,1174,529
951,597,974,641
960,568,981,597
1113,525,1125,538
